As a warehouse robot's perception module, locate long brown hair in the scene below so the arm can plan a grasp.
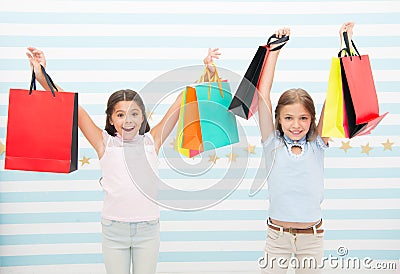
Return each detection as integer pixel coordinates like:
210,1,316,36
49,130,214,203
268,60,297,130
104,89,150,136
274,88,317,141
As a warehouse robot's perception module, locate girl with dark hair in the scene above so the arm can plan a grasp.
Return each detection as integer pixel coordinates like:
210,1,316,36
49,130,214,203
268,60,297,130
257,23,354,274
26,47,220,274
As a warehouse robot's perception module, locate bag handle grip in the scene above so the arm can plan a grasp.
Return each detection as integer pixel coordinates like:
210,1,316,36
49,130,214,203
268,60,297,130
30,65,58,97
199,63,224,100
267,34,290,51
340,31,361,60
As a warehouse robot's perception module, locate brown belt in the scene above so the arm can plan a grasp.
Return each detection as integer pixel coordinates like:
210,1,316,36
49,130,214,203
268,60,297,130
267,219,324,234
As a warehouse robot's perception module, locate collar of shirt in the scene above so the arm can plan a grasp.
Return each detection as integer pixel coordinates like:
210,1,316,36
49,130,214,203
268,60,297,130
283,134,307,147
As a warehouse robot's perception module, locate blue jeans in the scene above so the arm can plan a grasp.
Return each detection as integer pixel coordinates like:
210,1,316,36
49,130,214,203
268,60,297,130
101,218,160,274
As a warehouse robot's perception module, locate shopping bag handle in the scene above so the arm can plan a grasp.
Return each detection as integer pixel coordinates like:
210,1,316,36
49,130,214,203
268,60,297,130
30,65,58,97
340,31,361,61
199,63,224,100
267,34,290,51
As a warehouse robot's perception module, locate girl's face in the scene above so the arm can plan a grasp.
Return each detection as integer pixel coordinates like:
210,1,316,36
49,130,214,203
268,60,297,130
278,103,311,141
110,100,144,139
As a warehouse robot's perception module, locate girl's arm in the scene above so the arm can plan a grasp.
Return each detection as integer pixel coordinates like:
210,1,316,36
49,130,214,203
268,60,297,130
317,22,354,144
258,28,290,143
26,47,105,158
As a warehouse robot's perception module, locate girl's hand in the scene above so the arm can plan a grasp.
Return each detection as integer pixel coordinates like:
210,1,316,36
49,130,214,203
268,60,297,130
203,48,221,66
339,22,355,48
26,47,46,74
270,28,290,51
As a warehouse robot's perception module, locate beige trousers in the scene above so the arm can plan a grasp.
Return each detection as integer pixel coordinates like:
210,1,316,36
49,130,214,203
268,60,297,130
260,227,324,274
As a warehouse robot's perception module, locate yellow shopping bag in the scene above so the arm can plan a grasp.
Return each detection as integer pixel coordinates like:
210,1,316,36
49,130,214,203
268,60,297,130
322,57,346,138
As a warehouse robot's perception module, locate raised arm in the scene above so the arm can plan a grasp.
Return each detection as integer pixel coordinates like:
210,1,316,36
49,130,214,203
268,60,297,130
317,22,354,144
26,47,105,158
258,28,290,143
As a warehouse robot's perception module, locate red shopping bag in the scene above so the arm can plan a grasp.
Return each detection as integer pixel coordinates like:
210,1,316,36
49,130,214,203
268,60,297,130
340,32,388,138
5,66,78,173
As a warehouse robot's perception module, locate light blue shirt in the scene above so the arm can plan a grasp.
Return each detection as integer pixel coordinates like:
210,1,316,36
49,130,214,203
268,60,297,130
263,131,328,222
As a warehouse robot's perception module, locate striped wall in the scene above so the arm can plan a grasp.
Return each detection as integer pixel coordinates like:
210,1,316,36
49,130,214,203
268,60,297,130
0,0,399,273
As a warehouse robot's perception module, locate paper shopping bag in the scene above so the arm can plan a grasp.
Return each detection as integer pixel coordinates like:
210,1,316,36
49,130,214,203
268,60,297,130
191,81,239,151
340,32,388,138
5,66,78,173
322,57,346,138
181,86,204,152
229,34,289,119
176,89,202,157
181,65,239,152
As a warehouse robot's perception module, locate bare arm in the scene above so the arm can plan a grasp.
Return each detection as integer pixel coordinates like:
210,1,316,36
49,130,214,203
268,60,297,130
150,93,182,154
258,28,290,143
26,47,105,158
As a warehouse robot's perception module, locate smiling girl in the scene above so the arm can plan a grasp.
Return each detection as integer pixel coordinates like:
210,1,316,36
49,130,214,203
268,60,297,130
26,47,220,274
257,23,355,273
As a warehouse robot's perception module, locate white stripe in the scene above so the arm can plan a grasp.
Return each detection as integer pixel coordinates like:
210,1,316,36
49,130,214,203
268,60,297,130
0,222,101,235
0,202,103,214
321,199,400,210
1,23,400,37
2,47,400,60
0,265,107,274
0,243,101,256
0,199,399,214
1,219,399,235
0,261,397,274
325,157,400,168
1,240,398,256
1,1,398,14
324,178,400,189
0,262,107,274
0,180,102,192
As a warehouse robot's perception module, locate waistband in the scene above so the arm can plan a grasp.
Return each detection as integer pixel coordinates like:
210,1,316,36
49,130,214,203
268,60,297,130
267,218,324,234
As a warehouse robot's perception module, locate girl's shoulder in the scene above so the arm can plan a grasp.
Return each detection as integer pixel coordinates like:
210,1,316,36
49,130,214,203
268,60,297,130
143,132,156,146
310,135,329,150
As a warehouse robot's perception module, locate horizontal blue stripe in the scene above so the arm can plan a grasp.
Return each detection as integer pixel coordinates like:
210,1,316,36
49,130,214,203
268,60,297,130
0,169,102,181
1,209,399,224
0,165,399,182
0,250,398,267
0,188,399,203
2,36,400,48
1,230,399,246
1,12,399,25
0,233,101,245
1,82,399,95
0,254,103,267
2,58,399,71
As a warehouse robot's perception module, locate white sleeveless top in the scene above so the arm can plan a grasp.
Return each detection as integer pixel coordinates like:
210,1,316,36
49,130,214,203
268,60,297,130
99,130,160,222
